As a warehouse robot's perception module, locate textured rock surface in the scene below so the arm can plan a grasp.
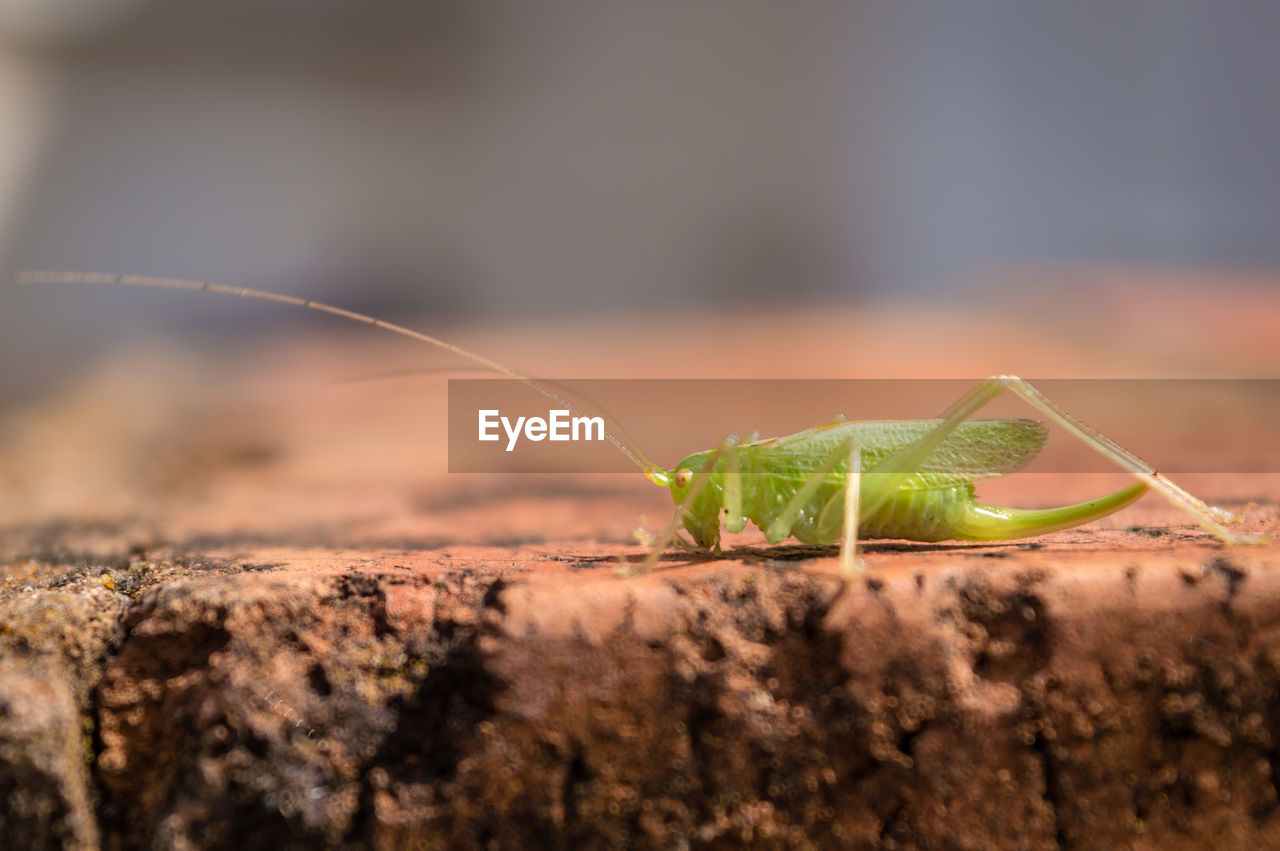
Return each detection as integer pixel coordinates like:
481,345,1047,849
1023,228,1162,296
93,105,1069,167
6,538,1280,849
0,655,100,849
2,292,1279,848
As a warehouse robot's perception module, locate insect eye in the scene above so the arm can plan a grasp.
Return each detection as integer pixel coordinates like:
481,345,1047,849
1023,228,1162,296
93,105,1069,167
674,468,693,488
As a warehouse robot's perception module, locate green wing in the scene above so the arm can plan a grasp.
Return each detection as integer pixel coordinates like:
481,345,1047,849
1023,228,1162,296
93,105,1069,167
759,418,1048,489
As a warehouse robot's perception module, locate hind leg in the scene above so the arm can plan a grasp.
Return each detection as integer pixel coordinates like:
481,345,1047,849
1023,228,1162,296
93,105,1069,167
877,376,1268,544
982,377,1265,543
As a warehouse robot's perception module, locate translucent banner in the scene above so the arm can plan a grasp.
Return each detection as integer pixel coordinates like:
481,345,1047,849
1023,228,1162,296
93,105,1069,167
447,378,1280,474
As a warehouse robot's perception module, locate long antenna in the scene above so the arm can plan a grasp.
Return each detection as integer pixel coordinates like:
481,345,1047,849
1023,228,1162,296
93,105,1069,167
17,270,662,478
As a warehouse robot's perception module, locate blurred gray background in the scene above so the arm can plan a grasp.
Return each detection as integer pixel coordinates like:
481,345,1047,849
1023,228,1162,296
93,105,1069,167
2,0,1279,399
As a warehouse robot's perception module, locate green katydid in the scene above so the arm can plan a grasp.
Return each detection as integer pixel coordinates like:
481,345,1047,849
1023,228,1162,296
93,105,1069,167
646,376,1269,576
17,271,1271,579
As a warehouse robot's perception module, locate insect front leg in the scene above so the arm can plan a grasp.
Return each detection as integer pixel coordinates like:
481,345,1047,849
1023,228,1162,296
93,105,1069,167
638,438,732,573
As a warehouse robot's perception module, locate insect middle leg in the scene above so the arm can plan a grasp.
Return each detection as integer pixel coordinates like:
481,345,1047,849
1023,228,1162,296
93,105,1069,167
840,440,864,579
764,437,871,579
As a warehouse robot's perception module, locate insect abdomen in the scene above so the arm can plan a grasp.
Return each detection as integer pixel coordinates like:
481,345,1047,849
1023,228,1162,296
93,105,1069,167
858,485,975,542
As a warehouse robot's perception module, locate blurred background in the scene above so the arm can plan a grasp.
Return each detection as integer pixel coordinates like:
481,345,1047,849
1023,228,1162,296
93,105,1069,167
2,0,1280,403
